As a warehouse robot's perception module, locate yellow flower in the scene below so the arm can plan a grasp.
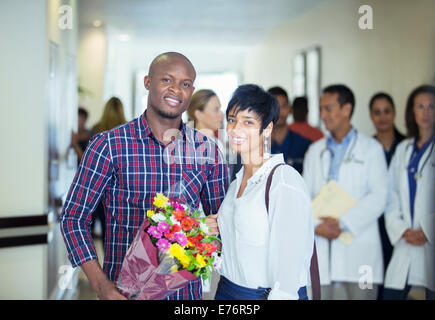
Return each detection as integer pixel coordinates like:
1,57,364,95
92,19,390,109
153,193,169,208
147,210,155,218
195,254,207,268
170,265,178,273
186,240,194,248
169,243,191,268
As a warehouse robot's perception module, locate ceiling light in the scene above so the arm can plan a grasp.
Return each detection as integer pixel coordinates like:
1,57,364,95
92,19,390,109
93,20,102,27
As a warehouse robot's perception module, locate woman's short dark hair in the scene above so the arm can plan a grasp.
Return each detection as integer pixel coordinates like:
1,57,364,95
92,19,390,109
369,92,395,112
405,84,435,138
226,84,279,133
323,84,355,117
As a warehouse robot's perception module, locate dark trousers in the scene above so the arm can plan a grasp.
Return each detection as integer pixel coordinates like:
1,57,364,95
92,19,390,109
215,276,308,300
377,215,394,300
383,285,435,300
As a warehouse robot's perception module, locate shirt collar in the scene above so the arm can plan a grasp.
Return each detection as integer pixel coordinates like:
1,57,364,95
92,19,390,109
327,127,356,146
235,153,285,186
137,110,187,141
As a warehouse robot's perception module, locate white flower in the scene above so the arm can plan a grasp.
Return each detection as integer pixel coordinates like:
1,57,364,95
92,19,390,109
199,220,210,234
151,213,166,223
169,215,179,226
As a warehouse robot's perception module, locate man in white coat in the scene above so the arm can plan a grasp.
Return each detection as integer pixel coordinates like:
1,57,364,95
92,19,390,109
303,84,388,300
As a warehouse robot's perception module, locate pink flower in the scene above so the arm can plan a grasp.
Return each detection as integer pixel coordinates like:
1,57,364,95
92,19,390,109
174,233,188,247
170,200,184,211
147,226,162,239
156,239,170,252
157,222,170,234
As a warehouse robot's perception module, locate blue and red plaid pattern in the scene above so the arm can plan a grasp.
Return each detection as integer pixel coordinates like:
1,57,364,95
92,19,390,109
60,111,228,300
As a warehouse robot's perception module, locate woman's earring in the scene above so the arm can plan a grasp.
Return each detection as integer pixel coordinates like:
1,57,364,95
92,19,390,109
263,135,271,159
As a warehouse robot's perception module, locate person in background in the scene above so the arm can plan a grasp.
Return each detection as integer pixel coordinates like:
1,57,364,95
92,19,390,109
71,107,92,164
369,93,405,165
90,97,127,246
187,89,225,152
267,87,312,174
289,96,324,142
303,84,388,300
91,97,127,135
383,85,435,300
368,92,405,300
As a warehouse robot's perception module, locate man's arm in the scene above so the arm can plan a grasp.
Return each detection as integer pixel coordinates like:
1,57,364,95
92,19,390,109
340,143,389,237
60,133,125,299
81,260,127,300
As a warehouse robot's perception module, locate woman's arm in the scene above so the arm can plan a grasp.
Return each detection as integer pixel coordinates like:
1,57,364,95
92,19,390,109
267,168,314,300
384,150,409,245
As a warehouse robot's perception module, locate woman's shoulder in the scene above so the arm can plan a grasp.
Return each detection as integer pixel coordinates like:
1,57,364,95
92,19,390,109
271,163,308,192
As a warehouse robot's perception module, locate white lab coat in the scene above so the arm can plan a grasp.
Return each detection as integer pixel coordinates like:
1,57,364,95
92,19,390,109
384,138,435,291
303,132,388,285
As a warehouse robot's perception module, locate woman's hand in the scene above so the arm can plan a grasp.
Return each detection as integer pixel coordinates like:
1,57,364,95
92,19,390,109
205,214,219,235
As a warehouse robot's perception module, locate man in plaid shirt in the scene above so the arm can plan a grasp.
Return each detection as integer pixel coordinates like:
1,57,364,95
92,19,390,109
60,52,228,300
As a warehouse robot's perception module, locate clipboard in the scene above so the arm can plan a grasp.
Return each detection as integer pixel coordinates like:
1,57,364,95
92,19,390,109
312,181,357,245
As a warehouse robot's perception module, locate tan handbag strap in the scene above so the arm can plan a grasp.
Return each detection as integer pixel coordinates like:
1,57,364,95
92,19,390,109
265,163,321,300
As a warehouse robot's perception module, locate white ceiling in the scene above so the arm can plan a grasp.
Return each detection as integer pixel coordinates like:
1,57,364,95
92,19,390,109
78,0,327,46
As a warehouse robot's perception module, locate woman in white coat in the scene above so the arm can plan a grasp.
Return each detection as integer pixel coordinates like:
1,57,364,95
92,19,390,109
383,85,435,300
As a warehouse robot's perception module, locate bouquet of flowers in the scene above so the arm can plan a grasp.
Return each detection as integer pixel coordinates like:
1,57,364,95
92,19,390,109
117,193,221,300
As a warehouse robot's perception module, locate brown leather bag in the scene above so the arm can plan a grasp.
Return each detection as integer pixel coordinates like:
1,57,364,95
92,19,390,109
265,163,321,300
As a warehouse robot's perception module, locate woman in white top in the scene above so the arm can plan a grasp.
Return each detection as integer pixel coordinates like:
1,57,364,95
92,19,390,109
206,84,315,300
383,85,435,300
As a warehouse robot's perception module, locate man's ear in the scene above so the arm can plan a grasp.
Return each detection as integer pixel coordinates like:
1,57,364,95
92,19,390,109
343,102,352,118
144,75,150,90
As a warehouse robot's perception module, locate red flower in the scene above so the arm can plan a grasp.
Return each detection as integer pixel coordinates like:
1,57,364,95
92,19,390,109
164,232,174,241
181,217,195,231
173,209,185,222
171,224,181,233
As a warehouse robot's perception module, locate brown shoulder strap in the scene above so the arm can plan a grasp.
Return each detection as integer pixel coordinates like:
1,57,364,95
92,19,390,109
265,163,321,300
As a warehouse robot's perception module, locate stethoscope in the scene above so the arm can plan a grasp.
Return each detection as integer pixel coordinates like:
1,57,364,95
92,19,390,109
405,138,435,181
320,130,359,180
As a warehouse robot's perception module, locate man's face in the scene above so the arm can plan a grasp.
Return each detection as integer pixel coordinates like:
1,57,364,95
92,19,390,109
144,56,196,119
319,92,351,133
274,94,291,126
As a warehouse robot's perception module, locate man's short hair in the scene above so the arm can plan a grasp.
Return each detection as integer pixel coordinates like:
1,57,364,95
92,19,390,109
78,107,88,119
323,84,355,117
226,84,279,133
267,86,289,101
292,96,308,122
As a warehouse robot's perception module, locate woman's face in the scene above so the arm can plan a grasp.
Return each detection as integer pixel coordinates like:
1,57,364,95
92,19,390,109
370,98,395,133
196,95,224,132
226,106,271,160
413,92,435,133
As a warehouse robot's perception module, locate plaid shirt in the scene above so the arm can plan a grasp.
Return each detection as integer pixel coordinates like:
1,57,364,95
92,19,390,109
60,111,228,300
